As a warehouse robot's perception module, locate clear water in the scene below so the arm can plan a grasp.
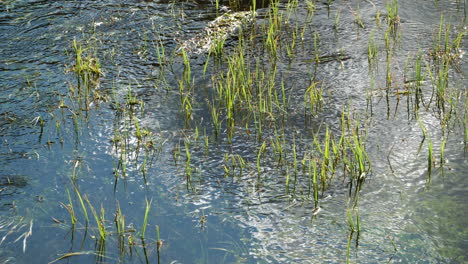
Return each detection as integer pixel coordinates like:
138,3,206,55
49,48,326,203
0,0,466,263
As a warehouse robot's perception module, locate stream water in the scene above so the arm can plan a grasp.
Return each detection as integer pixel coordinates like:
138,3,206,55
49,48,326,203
0,0,467,263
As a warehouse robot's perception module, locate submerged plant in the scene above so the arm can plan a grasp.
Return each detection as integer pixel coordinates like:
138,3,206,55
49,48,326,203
256,141,267,187
310,158,319,209
345,205,361,263
184,139,192,187
427,138,433,185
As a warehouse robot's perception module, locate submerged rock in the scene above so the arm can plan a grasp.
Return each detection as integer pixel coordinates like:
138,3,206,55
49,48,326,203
178,11,256,55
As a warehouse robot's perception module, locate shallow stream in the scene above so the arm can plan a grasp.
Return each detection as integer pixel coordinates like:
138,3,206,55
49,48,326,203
0,0,466,263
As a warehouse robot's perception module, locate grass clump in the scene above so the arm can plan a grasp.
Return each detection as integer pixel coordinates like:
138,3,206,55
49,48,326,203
386,0,400,33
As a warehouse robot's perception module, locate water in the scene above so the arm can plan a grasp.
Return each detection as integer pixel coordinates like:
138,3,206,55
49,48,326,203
0,0,466,263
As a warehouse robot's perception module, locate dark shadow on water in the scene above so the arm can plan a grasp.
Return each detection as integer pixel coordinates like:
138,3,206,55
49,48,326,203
156,0,271,11
0,175,28,209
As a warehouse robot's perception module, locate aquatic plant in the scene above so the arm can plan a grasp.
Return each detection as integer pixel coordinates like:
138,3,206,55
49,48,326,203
427,138,433,185
156,225,163,263
334,9,341,31
62,188,77,225
69,39,103,110
386,0,400,34
179,48,194,127
73,184,89,224
367,31,379,70
114,201,126,255
304,81,323,119
223,153,247,178
85,196,107,242
265,0,282,59
440,137,446,171
310,158,319,209
346,206,361,263
350,4,364,29
256,141,267,187
184,138,193,188
140,198,152,240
